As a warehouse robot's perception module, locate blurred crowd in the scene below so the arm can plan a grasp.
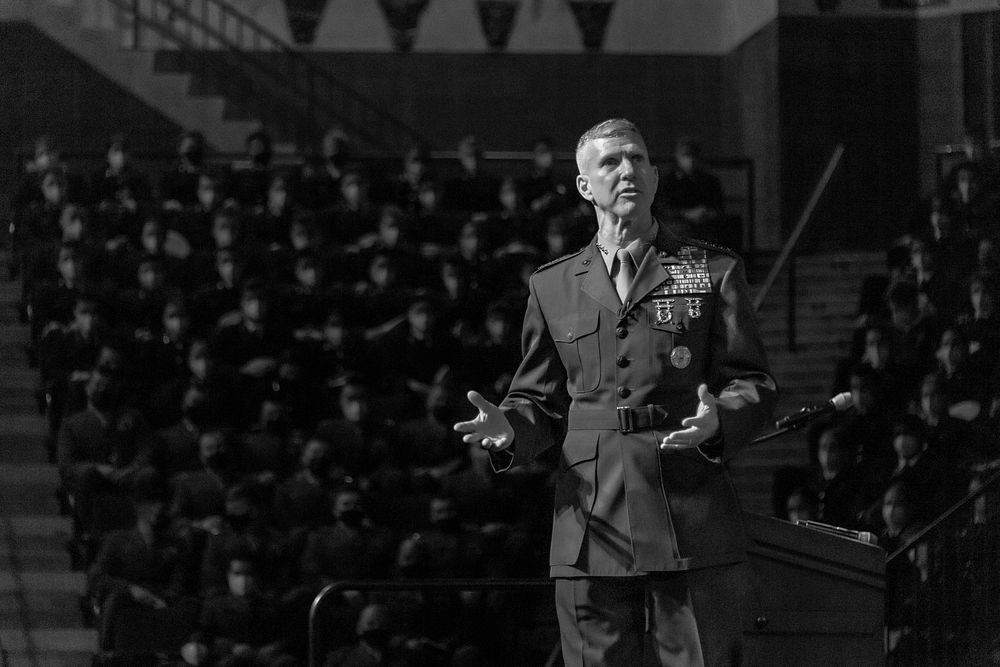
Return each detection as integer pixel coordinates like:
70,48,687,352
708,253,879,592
8,126,730,666
772,133,1000,663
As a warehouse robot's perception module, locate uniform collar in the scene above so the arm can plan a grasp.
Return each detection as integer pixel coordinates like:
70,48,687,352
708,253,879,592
578,220,684,315
594,220,658,275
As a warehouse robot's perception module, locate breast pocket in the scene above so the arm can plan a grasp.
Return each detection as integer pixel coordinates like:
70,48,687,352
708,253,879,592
649,295,712,371
551,311,601,393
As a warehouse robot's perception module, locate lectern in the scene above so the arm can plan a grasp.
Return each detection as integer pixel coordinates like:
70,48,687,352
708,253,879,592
743,512,886,666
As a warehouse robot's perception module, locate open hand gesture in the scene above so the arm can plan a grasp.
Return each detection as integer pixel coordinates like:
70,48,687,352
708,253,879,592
453,391,514,453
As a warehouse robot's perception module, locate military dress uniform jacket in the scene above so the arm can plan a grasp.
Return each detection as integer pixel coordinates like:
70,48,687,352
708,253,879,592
493,223,777,577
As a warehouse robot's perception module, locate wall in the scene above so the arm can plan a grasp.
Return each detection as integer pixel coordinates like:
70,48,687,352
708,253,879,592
66,0,778,54
778,15,923,249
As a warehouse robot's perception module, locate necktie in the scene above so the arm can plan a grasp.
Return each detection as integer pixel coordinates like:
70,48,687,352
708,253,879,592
614,248,635,304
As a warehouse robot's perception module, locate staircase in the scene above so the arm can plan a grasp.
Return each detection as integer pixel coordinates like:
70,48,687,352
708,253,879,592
3,0,258,152
731,249,886,514
5,0,427,152
0,252,98,664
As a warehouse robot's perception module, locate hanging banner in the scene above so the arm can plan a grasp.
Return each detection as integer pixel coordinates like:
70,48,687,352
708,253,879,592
378,0,432,52
567,0,616,52
477,0,522,51
282,0,329,45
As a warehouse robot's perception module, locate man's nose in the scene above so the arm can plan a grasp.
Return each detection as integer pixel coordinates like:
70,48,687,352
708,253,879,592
620,158,635,178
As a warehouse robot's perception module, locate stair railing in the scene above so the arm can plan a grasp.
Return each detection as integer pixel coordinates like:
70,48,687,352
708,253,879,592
110,0,427,152
309,578,558,667
752,144,844,351
882,465,1000,665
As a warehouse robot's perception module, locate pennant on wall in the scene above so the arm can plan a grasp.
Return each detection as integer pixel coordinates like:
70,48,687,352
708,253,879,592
567,0,615,52
477,0,521,51
282,0,329,45
378,0,432,52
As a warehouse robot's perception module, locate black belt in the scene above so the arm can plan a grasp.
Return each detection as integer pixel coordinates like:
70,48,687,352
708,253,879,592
567,405,670,434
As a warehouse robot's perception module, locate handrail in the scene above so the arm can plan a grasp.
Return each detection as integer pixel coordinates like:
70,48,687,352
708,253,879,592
309,578,556,667
112,0,427,152
752,144,844,314
887,464,1000,563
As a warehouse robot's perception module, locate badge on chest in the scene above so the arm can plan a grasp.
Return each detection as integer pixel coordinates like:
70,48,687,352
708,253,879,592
652,297,703,328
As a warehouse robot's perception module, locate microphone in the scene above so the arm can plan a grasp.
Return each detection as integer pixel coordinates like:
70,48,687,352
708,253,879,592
774,392,853,431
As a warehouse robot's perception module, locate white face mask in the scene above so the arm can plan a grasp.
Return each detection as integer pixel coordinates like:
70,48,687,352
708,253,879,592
228,573,250,597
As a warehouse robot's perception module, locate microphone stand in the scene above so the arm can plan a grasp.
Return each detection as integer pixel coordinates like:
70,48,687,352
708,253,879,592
750,425,800,446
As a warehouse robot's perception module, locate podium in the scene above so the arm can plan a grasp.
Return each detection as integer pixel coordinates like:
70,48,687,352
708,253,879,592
743,512,886,666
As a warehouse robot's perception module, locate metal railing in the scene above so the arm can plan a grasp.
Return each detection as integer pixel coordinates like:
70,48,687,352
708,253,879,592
752,144,844,350
106,0,426,151
308,578,558,667
883,466,1000,665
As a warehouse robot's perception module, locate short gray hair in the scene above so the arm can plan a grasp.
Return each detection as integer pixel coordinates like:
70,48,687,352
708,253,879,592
575,118,643,171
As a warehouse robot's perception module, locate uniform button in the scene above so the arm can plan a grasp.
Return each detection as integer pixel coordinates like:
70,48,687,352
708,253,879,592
616,327,628,339
582,258,591,266
616,355,629,368
617,386,631,398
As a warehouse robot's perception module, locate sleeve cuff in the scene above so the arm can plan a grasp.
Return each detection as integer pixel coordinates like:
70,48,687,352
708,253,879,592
697,434,724,464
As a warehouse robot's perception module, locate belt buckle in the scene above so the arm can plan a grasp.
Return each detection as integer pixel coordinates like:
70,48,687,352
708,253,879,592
617,406,634,434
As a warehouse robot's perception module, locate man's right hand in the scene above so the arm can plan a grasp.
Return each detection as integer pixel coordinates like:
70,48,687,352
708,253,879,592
453,391,514,453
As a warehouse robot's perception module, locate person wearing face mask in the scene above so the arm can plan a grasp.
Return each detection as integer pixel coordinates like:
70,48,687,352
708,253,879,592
324,603,401,667
912,372,981,464
658,138,726,243
153,385,213,478
296,127,352,211
191,249,242,333
90,134,151,210
228,129,275,209
248,173,295,252
59,370,160,558
300,487,396,590
182,555,292,667
808,425,865,529
328,169,377,246
168,429,238,545
30,245,87,365
160,130,207,210
238,395,294,488
273,436,336,531
392,382,466,486
415,494,484,579
210,282,287,386
40,297,110,456
520,136,572,221
443,134,501,214
373,296,459,404
958,272,1000,372
170,172,224,253
89,484,201,655
386,144,433,214
198,485,284,599
315,380,394,486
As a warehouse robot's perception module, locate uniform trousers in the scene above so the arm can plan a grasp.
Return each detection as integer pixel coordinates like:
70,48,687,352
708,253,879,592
555,563,756,667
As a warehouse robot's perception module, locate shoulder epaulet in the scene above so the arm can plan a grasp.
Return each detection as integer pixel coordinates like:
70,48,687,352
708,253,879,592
681,236,739,258
534,247,586,273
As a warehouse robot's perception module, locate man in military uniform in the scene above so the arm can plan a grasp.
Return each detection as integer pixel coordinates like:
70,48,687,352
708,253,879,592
455,119,777,666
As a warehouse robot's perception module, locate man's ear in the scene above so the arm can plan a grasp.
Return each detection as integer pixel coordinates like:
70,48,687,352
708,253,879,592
576,174,592,202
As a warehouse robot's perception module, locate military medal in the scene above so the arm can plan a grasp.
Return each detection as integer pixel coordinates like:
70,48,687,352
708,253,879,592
653,298,675,325
670,346,692,369
685,297,703,319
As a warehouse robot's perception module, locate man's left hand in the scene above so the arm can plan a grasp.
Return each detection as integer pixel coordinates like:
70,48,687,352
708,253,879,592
660,383,719,450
